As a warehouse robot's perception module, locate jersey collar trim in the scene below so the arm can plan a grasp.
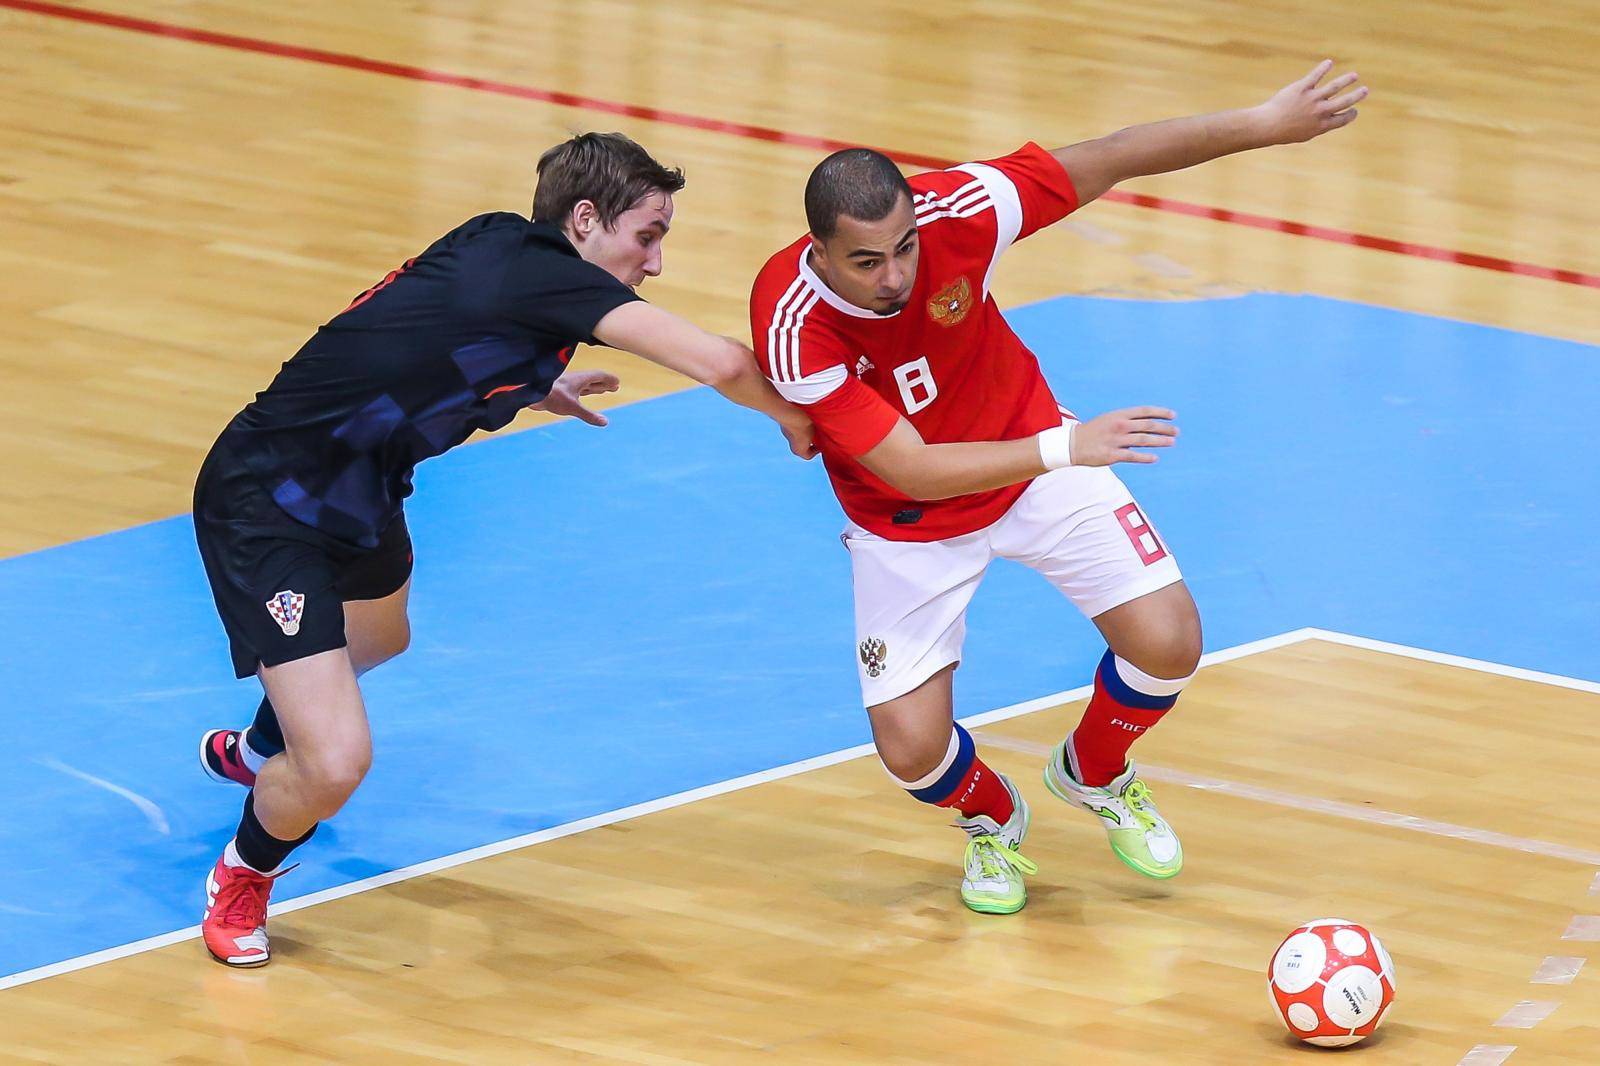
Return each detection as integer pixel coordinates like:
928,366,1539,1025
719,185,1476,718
797,246,901,320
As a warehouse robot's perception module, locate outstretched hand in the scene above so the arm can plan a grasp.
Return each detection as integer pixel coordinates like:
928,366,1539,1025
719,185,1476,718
534,369,621,427
1070,407,1179,466
1256,59,1369,144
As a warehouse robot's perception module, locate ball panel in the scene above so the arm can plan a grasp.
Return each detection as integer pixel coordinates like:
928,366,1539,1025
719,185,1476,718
1323,965,1383,1029
1271,932,1326,994
1286,1002,1321,1033
1332,927,1368,957
1373,932,1396,984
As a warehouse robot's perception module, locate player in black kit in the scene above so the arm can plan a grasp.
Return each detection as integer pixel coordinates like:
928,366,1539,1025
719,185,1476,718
192,133,815,967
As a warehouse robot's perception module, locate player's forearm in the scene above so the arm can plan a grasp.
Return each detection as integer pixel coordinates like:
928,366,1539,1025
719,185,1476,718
908,437,1050,499
1053,63,1368,204
862,420,1056,500
1052,107,1271,199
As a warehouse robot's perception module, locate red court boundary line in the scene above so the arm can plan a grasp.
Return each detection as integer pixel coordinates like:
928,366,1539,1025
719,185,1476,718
8,0,1598,290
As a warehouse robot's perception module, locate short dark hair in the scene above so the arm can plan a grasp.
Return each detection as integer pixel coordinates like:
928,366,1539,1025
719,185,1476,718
804,148,913,240
532,132,686,229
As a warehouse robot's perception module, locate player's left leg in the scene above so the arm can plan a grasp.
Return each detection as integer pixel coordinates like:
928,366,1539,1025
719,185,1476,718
996,463,1194,878
1043,581,1199,879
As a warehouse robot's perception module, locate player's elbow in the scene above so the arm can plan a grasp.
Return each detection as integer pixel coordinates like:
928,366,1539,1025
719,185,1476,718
700,340,756,390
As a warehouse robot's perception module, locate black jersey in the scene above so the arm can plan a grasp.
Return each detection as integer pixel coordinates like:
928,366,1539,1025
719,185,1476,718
218,214,640,547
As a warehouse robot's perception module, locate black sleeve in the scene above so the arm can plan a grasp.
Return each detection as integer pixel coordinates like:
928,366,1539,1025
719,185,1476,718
498,246,643,345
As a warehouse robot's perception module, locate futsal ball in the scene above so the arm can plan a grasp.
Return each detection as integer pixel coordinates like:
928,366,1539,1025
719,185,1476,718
1268,918,1396,1047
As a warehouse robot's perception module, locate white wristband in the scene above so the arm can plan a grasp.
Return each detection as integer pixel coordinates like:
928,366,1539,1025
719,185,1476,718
1036,423,1075,469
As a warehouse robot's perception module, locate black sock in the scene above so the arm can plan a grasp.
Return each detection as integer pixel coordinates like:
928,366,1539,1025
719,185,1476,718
244,697,285,759
233,792,316,873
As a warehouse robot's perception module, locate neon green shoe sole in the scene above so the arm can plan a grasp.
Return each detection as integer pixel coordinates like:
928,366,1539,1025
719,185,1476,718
962,890,1027,915
960,834,1038,915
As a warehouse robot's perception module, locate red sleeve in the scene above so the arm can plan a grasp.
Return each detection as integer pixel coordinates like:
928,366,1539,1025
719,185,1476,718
980,141,1080,241
807,375,901,457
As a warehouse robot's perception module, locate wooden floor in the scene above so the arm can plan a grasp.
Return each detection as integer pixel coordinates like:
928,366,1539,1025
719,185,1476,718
2,642,1597,1063
2,0,1598,1061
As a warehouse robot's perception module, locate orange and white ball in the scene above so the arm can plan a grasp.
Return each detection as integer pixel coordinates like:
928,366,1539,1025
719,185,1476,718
1268,918,1396,1047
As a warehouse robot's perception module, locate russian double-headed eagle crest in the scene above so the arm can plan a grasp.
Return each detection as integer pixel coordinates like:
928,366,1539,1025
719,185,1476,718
858,636,888,678
927,276,973,327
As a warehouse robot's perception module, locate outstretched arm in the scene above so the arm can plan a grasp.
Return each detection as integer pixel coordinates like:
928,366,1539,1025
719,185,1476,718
1053,60,1368,205
593,301,816,458
858,407,1180,502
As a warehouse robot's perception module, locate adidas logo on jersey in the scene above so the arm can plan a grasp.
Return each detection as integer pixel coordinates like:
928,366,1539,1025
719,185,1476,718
854,355,876,377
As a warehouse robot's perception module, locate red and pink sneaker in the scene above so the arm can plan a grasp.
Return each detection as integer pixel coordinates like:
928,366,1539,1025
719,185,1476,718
199,729,257,788
202,855,278,967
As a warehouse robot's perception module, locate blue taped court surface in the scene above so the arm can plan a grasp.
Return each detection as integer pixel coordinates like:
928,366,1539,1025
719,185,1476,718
1,293,1596,981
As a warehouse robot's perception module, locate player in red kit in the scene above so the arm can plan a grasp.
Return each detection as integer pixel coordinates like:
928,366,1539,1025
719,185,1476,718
750,62,1367,912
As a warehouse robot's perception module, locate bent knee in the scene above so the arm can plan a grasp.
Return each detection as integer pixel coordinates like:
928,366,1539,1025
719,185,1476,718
379,624,411,664
296,749,371,816
877,730,956,785
1120,617,1202,682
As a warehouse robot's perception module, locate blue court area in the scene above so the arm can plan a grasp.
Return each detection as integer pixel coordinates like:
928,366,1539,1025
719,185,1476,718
1,293,1596,981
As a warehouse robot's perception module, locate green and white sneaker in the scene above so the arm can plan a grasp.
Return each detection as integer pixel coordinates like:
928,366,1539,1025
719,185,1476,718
952,773,1038,914
1044,740,1183,879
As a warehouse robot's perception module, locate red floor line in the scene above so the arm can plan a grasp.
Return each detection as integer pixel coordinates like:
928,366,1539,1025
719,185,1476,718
8,0,1598,290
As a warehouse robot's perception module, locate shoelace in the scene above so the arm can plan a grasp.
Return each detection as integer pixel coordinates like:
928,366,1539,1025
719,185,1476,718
1121,779,1160,833
965,835,1039,880
218,870,273,929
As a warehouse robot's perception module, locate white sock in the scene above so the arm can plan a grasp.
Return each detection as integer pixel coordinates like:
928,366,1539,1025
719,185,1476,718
222,838,279,876
238,732,270,774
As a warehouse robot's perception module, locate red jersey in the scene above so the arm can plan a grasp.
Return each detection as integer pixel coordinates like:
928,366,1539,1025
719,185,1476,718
750,142,1081,542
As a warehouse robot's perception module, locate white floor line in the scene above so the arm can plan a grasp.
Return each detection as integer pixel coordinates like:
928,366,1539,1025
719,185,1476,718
37,757,170,836
978,732,1600,866
1299,629,1600,695
3,626,1594,993
1457,1046,1517,1066
1561,916,1600,941
1530,956,1585,985
958,627,1323,732
1493,1001,1560,1029
0,739,885,993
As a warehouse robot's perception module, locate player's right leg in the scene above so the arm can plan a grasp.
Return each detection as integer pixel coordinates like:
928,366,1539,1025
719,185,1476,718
868,667,1037,914
203,649,370,967
205,514,413,786
844,523,1036,914
192,443,378,965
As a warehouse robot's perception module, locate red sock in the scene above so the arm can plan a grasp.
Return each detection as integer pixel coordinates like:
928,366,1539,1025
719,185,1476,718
899,723,1015,824
1069,649,1187,787
940,754,1015,823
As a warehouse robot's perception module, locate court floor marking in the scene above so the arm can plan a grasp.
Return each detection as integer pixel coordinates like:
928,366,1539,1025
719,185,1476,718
3,626,1595,993
979,733,1600,866
3,0,1597,289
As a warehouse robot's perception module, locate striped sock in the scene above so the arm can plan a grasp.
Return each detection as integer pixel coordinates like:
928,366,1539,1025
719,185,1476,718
1067,649,1192,787
887,723,1015,824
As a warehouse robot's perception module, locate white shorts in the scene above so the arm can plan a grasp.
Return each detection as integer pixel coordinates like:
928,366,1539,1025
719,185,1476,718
843,464,1183,706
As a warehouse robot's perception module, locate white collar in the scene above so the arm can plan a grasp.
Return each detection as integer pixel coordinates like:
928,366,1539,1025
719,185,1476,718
797,246,901,320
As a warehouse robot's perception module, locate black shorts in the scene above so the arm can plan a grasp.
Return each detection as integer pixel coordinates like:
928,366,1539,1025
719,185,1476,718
193,441,413,679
